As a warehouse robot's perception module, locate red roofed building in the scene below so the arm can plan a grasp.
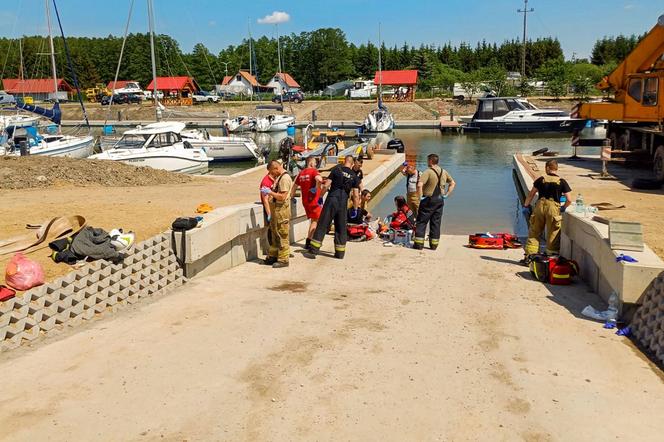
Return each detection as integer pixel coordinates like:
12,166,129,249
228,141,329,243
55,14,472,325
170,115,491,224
3,78,73,101
266,72,301,95
373,70,418,101
146,76,200,105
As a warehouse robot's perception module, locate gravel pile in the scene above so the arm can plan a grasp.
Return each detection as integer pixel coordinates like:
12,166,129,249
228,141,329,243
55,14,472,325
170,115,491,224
0,155,192,189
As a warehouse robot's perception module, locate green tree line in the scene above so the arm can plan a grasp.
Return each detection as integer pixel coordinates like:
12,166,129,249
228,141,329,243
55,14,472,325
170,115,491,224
0,28,639,95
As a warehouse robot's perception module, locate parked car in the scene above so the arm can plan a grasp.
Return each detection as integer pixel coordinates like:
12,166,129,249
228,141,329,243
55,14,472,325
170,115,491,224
272,90,304,103
192,91,220,103
0,91,17,105
100,94,142,105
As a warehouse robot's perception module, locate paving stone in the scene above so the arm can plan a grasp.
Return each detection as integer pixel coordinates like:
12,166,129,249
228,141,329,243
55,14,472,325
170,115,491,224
0,297,16,315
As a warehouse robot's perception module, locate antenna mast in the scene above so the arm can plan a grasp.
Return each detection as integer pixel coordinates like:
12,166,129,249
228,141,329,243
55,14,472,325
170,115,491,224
518,0,534,77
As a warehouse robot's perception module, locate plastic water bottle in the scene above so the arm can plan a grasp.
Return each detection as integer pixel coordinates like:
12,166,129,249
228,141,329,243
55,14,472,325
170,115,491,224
575,193,584,213
606,292,620,323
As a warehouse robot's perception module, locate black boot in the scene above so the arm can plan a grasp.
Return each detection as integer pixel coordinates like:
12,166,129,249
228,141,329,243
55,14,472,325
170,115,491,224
263,257,277,265
305,238,311,250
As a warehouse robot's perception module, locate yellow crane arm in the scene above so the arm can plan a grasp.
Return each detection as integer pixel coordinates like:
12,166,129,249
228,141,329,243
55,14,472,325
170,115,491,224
598,15,664,91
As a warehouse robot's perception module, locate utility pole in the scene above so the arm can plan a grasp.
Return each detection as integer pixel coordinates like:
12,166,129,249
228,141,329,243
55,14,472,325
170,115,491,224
518,0,534,78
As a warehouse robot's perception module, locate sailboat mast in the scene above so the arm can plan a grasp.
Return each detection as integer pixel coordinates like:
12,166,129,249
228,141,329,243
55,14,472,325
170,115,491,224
45,0,59,103
248,22,252,76
147,0,159,121
377,22,382,104
276,24,282,74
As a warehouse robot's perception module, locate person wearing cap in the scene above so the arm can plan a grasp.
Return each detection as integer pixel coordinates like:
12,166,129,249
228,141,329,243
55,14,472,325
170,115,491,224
261,160,293,268
413,153,455,251
401,162,421,216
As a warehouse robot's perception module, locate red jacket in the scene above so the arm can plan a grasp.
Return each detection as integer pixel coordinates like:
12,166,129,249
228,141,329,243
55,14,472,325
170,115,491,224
390,205,416,230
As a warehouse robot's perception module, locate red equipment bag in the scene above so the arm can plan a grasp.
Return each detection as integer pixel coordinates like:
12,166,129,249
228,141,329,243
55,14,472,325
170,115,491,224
347,224,367,238
548,257,579,285
468,234,504,249
494,233,523,249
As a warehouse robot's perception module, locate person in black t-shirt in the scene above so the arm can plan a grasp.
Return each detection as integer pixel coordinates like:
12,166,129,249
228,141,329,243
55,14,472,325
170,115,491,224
523,159,572,258
305,156,360,260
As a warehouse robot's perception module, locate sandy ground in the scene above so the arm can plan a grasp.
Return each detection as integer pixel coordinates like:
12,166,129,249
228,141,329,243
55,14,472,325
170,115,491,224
0,235,662,441
0,154,393,283
61,98,576,123
525,156,664,259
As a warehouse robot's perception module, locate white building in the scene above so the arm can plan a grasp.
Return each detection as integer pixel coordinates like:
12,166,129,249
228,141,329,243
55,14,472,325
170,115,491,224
265,72,301,95
217,71,262,96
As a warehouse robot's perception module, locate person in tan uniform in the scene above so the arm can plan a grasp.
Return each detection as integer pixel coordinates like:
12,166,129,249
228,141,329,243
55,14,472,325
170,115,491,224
413,154,455,250
523,159,572,259
261,160,293,268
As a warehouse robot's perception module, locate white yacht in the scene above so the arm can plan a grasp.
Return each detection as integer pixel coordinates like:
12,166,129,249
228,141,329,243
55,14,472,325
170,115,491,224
180,128,261,162
255,114,295,132
364,107,394,132
90,122,209,173
464,97,587,133
224,115,255,132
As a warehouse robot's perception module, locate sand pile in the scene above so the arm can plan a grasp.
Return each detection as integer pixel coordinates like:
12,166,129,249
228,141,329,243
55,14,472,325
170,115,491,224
0,155,192,189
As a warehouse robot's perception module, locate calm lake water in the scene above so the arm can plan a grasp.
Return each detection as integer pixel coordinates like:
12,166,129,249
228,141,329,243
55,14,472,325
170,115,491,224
370,129,582,236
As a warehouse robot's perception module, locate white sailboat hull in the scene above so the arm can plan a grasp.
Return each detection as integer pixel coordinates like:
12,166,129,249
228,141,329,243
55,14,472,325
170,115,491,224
3,135,95,159
255,115,295,132
364,112,394,132
90,145,209,174
182,134,259,162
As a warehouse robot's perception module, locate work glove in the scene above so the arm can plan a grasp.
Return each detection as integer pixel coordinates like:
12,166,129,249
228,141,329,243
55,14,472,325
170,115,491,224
521,206,532,217
442,194,448,199
260,186,271,195
266,214,271,223
560,206,567,213
402,161,409,167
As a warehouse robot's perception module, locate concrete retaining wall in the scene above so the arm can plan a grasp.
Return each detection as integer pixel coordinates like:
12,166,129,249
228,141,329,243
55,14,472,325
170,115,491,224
176,152,406,278
512,155,664,305
0,232,185,352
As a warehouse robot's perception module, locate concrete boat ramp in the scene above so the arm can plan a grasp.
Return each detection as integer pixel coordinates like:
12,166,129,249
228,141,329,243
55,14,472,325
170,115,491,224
1,153,664,440
1,237,663,440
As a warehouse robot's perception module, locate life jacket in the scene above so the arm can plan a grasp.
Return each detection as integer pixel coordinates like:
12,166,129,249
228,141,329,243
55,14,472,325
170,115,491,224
390,205,416,230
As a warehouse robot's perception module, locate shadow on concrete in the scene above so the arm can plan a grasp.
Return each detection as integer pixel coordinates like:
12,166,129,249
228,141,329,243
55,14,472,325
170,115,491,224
480,255,523,266
514,269,607,322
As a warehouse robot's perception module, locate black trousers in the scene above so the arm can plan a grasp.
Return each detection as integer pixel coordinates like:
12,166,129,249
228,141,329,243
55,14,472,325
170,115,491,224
414,196,444,249
310,193,348,258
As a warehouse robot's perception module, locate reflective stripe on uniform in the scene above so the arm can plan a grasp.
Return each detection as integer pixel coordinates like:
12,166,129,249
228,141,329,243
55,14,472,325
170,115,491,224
310,239,322,248
334,244,346,252
430,239,439,245
414,237,425,244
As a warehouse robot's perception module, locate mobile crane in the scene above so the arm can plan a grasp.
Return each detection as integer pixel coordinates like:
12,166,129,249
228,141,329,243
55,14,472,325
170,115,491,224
575,14,664,180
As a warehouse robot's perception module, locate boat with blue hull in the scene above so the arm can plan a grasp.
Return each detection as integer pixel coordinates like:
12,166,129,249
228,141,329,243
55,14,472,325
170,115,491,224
464,97,587,134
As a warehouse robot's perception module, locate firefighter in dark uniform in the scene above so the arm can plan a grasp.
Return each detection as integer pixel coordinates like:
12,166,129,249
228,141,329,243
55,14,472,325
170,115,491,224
523,159,572,258
413,153,456,250
304,156,360,260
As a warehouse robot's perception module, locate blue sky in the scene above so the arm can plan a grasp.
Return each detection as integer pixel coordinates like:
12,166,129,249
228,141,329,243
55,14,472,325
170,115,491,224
0,0,658,58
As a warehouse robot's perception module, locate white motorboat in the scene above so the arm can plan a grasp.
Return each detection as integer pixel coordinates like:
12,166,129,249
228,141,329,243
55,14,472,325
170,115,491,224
464,97,587,133
364,107,394,132
255,114,295,132
2,125,94,158
180,129,261,162
90,122,209,173
224,115,255,132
